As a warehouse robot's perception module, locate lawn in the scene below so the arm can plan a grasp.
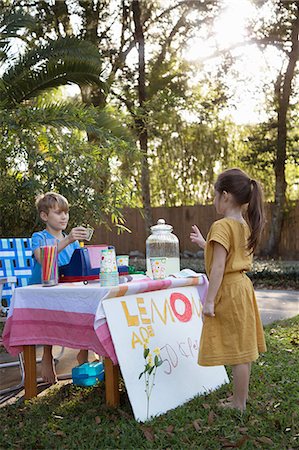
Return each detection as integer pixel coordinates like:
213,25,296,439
0,316,298,449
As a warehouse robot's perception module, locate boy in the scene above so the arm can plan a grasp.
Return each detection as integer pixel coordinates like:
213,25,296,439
30,192,89,384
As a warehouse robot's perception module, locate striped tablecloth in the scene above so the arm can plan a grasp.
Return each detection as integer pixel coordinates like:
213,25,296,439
2,275,208,365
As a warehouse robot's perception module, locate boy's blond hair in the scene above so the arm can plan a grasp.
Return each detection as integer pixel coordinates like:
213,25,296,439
35,192,69,216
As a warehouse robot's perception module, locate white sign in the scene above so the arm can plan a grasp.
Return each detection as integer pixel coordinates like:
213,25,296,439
103,286,228,422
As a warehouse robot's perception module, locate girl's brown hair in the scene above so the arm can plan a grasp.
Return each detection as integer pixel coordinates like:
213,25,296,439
214,168,265,252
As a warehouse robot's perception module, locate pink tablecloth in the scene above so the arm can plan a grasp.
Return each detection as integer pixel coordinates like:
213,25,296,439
2,275,208,365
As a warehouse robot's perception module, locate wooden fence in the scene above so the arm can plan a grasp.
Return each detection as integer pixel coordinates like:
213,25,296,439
93,202,299,259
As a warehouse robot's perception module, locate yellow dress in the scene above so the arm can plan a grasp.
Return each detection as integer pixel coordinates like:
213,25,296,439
198,218,267,366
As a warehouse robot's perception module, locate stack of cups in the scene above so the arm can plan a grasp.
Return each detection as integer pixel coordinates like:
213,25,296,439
100,248,119,287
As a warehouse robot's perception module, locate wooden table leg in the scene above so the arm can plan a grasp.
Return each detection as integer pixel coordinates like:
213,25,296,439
104,357,120,407
23,345,37,399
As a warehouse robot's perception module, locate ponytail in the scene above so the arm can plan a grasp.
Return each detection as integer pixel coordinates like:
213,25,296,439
247,179,265,252
214,168,265,253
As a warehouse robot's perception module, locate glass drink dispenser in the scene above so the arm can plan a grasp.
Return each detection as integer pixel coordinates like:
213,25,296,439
146,219,180,277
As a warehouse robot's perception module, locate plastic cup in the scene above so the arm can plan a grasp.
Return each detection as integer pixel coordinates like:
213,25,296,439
116,255,129,267
40,239,58,286
150,257,167,280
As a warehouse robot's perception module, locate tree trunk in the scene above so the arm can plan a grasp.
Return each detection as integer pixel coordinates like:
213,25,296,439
264,5,299,256
132,0,153,234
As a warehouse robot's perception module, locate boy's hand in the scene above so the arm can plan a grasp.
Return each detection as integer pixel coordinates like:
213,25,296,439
67,226,88,243
190,225,206,249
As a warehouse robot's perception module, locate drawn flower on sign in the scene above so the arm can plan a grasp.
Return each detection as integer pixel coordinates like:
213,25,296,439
139,342,163,420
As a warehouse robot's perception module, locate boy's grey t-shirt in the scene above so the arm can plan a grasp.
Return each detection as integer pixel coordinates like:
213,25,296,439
29,229,80,284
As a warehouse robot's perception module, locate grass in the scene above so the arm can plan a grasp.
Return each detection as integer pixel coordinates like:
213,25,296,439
0,316,298,449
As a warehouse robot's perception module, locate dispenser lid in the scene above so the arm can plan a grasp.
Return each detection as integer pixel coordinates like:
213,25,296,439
150,218,173,232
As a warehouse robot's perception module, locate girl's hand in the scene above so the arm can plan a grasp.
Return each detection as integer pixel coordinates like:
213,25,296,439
190,225,206,249
67,227,88,243
202,301,215,317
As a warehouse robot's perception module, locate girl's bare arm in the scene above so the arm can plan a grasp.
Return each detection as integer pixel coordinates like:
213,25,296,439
203,242,227,317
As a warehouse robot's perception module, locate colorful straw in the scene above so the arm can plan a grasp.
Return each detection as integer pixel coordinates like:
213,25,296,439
41,244,58,283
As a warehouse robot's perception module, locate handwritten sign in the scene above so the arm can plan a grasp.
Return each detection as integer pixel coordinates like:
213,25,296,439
103,286,228,422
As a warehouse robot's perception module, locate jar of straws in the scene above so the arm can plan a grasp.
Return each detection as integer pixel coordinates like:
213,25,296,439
40,238,58,286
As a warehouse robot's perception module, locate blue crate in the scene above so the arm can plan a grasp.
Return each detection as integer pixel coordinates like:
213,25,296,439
72,361,105,386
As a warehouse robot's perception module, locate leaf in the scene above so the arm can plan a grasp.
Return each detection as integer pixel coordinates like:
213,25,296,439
219,436,249,448
193,419,201,432
141,426,155,441
234,436,250,447
202,403,210,409
118,409,132,420
95,416,101,424
208,410,215,425
55,431,65,437
165,425,174,435
256,436,274,445
144,348,150,359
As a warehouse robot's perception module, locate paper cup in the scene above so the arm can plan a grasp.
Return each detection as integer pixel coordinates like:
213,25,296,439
116,255,129,267
100,271,119,287
101,248,117,273
150,257,167,280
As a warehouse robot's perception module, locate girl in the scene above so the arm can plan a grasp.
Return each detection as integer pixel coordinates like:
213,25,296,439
190,168,267,412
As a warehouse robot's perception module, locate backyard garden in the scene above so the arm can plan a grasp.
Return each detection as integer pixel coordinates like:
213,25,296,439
0,0,299,448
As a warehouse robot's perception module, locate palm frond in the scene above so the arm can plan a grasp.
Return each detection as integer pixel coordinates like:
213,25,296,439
0,102,132,142
0,11,36,36
0,10,36,62
1,37,104,105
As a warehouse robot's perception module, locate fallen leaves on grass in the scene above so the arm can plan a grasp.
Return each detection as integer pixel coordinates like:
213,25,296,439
208,410,215,425
164,425,175,436
219,435,250,447
55,430,65,437
193,419,201,432
256,436,274,445
202,403,210,409
141,425,155,441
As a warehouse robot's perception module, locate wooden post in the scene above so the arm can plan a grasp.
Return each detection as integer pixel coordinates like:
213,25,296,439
23,345,37,399
104,357,120,407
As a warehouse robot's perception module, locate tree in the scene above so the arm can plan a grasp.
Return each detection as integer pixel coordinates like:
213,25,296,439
18,0,220,232
0,6,135,235
251,0,299,255
132,0,153,230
